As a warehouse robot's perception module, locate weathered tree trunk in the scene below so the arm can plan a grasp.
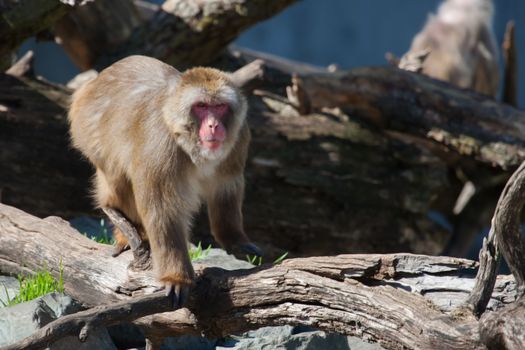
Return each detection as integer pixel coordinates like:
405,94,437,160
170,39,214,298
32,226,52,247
2,0,296,74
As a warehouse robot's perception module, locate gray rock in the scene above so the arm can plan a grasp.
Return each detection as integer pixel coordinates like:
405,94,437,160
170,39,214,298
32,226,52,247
50,328,117,350
161,335,217,350
0,292,117,350
215,326,386,350
42,292,83,318
0,275,19,307
347,336,385,350
193,248,254,270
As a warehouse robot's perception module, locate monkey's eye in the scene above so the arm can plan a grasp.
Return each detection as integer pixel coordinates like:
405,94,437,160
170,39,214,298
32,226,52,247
214,103,229,115
195,102,207,108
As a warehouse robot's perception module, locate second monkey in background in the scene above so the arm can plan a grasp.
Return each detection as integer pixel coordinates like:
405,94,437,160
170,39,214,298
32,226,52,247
400,0,499,97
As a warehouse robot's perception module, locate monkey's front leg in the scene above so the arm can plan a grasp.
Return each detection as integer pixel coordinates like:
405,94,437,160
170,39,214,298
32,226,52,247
147,212,194,307
135,188,195,307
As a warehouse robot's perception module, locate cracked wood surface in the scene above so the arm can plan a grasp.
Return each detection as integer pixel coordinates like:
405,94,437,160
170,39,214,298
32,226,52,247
0,203,518,350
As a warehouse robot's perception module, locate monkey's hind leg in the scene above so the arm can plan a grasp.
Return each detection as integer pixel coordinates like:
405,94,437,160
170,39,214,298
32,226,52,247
207,178,263,258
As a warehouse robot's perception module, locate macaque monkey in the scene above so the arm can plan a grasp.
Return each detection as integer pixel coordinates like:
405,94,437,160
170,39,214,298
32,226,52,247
68,55,261,306
400,0,499,97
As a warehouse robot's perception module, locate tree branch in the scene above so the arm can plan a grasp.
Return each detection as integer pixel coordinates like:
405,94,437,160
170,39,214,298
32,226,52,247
54,0,143,70
464,228,500,315
5,50,34,78
491,161,525,291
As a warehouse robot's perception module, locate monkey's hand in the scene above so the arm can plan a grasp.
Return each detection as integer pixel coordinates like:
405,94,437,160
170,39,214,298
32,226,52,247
159,271,194,309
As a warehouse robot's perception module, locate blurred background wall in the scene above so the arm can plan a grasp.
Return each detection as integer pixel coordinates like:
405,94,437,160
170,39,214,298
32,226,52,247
21,0,524,106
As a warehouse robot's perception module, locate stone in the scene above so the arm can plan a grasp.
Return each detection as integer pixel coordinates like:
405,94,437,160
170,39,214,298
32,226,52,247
193,248,254,270
0,292,117,349
0,275,19,307
215,326,386,350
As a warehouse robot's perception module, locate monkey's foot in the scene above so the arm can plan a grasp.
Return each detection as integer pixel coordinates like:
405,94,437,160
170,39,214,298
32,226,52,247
164,283,191,309
159,276,193,308
112,242,130,257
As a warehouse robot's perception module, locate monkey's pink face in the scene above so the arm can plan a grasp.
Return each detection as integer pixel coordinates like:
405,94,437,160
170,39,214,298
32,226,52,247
192,102,230,151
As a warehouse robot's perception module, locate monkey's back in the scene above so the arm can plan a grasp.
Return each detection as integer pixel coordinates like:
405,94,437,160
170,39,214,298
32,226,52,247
69,55,181,175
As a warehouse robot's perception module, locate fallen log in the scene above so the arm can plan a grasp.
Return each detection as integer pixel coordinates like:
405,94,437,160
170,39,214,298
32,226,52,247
293,66,525,170
0,202,518,350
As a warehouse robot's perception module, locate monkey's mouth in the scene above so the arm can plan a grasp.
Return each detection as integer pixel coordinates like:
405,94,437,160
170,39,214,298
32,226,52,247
201,139,222,150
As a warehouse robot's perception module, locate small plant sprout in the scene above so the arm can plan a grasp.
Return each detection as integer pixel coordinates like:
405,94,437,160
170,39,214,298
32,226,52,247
189,242,212,261
246,252,289,266
273,251,289,264
246,254,263,266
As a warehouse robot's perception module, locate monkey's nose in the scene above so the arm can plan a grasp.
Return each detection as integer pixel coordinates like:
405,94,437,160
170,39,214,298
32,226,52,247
207,118,219,130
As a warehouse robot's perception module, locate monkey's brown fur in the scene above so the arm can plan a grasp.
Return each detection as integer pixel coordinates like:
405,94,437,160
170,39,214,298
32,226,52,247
69,55,252,291
400,0,499,97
